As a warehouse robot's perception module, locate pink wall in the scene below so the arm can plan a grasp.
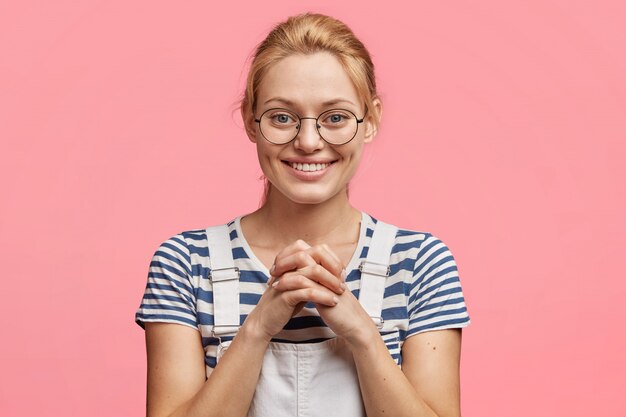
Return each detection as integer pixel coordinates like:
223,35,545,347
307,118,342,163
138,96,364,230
2,1,625,416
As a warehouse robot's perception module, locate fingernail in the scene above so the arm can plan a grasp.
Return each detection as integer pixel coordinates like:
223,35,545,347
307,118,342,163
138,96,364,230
270,264,275,275
271,279,280,288
332,296,339,305
340,283,348,291
341,268,347,280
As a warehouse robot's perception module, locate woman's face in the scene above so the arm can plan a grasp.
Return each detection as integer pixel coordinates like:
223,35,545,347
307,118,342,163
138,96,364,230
247,52,379,205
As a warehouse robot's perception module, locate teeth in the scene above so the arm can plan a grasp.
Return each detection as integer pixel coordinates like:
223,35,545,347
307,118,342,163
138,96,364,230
290,162,330,172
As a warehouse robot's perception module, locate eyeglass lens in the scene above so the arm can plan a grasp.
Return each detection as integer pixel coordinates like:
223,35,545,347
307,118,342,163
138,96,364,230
259,108,359,145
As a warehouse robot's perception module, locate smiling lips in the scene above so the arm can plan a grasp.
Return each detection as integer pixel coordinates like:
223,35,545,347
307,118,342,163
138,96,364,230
289,161,332,172
281,160,337,178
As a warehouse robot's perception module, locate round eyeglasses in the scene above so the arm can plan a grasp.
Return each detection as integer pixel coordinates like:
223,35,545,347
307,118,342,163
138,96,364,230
254,107,367,145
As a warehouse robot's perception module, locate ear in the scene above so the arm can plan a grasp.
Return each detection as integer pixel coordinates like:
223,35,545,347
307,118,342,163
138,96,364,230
242,106,259,143
363,97,382,144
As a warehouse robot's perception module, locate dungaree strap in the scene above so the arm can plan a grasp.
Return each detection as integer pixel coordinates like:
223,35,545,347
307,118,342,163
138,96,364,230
358,220,398,328
206,225,240,337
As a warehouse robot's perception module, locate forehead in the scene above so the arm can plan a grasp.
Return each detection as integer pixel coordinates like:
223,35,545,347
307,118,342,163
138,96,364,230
257,52,360,111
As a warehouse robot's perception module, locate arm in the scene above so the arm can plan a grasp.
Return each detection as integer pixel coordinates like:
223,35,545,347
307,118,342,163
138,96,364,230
349,234,469,416
145,319,270,417
316,290,462,417
138,233,267,417
346,325,462,417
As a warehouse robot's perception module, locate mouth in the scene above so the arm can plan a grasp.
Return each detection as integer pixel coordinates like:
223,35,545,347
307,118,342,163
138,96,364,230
281,160,337,173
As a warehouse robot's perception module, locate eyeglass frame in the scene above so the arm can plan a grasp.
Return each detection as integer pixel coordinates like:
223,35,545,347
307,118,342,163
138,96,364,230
253,106,368,146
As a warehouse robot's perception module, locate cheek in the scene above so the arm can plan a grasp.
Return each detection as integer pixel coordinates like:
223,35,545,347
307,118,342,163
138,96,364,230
344,141,366,163
336,146,365,180
255,143,281,175
255,145,269,169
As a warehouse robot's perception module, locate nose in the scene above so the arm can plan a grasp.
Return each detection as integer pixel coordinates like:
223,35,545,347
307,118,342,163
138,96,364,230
294,117,324,152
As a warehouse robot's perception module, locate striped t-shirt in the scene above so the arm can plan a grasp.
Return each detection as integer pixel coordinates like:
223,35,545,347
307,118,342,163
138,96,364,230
135,212,470,370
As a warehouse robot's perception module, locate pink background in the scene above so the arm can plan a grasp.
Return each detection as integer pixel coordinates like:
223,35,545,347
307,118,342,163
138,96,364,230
1,1,625,416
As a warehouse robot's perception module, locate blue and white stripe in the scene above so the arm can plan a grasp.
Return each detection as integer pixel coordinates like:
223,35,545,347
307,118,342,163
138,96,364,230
136,212,470,369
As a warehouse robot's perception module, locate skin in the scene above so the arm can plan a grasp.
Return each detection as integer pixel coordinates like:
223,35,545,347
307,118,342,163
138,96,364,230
144,52,463,417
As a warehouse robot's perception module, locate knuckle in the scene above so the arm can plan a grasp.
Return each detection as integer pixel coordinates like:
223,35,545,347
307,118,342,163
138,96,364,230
286,294,299,306
296,251,309,264
306,246,319,257
312,264,324,275
283,292,296,305
296,275,308,286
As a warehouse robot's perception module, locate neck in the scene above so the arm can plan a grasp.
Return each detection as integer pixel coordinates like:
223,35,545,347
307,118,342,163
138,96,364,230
242,186,361,249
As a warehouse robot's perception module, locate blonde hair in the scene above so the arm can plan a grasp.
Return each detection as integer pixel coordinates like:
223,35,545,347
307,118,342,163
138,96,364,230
240,13,381,204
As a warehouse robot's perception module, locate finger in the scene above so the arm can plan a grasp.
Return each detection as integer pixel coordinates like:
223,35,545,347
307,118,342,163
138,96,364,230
269,239,312,276
271,250,318,278
282,287,339,307
271,244,345,280
271,273,314,291
315,243,342,265
267,275,278,287
270,269,316,291
274,267,345,295
305,245,345,282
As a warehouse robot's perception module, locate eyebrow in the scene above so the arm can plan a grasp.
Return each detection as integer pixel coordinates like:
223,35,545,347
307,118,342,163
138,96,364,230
263,97,356,107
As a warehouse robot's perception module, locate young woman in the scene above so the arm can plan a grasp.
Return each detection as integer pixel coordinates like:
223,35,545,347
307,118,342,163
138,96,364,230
136,13,470,417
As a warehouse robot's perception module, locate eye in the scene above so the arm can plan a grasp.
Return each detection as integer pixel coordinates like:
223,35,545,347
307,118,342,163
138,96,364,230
320,110,351,127
268,111,297,125
329,114,344,123
276,114,291,123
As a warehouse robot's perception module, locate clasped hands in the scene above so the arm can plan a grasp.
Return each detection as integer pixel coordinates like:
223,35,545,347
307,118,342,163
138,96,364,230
249,239,375,344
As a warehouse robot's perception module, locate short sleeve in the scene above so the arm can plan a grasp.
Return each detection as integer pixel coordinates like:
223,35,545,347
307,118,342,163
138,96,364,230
135,233,198,330
407,234,470,337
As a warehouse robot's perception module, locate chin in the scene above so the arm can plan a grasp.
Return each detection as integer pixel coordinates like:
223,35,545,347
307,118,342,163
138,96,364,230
286,193,333,205
274,185,345,206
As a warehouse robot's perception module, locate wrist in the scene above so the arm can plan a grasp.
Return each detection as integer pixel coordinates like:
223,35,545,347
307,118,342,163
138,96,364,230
240,312,273,345
342,319,381,351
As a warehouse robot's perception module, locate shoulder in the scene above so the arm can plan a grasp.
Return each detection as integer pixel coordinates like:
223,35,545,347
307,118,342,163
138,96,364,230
362,212,444,254
150,229,202,264
361,213,462,282
153,217,240,256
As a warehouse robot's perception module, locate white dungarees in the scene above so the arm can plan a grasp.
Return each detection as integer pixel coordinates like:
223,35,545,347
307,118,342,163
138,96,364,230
205,220,398,417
